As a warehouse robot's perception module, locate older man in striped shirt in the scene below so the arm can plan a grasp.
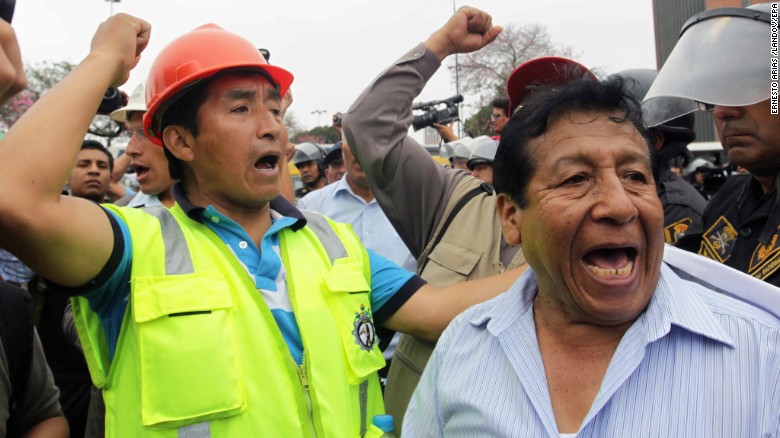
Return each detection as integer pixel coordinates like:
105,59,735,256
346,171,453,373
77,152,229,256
404,73,780,436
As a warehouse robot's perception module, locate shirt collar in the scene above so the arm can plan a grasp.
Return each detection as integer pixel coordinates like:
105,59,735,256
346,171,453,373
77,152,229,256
126,192,162,208
332,174,353,195
471,263,734,348
172,182,307,231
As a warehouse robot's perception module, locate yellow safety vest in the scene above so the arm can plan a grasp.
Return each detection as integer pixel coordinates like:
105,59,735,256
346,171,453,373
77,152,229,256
72,204,389,437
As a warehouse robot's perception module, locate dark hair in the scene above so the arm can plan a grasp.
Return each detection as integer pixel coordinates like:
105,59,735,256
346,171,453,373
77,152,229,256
491,97,510,116
80,140,114,175
493,76,654,208
158,69,280,180
159,81,210,180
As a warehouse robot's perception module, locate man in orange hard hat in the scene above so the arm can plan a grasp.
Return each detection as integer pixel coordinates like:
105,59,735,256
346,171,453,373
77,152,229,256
0,11,523,437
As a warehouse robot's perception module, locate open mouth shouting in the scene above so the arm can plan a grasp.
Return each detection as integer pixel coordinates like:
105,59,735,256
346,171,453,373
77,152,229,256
582,246,638,280
133,164,150,181
254,153,280,173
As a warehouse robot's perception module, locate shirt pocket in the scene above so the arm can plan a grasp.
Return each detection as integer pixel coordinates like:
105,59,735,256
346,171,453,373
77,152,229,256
322,258,386,384
425,240,483,282
132,273,245,429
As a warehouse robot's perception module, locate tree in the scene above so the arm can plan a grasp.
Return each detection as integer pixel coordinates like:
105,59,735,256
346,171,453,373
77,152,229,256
454,23,578,138
284,111,304,140
450,23,578,102
463,103,493,138
0,60,75,130
291,125,339,144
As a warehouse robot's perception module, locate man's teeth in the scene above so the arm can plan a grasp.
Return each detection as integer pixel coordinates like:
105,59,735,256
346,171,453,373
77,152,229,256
586,261,633,278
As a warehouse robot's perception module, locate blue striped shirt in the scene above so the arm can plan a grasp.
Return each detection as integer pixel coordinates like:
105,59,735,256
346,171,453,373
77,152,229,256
404,263,780,437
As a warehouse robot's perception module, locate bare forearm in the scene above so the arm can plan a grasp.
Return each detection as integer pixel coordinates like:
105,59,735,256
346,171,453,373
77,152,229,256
0,14,150,285
0,52,122,203
386,266,526,342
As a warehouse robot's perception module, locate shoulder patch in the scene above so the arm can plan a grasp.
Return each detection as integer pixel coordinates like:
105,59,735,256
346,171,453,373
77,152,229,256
749,226,780,280
700,216,738,263
664,218,693,244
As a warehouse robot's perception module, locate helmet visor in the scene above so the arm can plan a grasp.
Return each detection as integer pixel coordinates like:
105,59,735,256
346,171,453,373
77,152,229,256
643,9,770,127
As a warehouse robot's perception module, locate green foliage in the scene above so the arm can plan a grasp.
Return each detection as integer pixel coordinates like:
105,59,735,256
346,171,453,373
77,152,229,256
463,104,493,138
291,125,339,144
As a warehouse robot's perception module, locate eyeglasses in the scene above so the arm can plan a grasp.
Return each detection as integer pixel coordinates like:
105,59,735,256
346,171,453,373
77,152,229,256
490,113,506,120
697,101,715,112
120,128,146,140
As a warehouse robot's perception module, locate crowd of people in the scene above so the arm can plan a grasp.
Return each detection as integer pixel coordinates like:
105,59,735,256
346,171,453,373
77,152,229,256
0,3,777,437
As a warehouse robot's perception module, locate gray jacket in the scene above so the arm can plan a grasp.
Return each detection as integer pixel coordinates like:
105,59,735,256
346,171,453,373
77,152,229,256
343,42,526,432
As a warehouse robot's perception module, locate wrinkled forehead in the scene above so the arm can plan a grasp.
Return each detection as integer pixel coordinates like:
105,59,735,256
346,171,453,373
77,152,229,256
530,110,651,164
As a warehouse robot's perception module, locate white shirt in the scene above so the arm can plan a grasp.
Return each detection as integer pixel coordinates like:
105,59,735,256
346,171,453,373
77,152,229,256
297,174,416,271
404,259,780,437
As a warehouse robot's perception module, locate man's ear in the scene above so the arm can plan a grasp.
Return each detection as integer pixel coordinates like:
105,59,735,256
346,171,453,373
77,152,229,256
162,125,196,163
496,193,522,245
653,131,665,152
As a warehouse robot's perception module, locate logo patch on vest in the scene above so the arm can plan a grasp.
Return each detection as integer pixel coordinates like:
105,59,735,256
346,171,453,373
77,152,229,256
749,226,780,280
352,304,376,351
700,216,738,263
664,218,692,244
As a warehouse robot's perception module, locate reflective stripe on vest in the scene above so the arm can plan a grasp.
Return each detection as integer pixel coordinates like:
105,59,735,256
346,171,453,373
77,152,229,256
143,208,370,436
143,206,195,275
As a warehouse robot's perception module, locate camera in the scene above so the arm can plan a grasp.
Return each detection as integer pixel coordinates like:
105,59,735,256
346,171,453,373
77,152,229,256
332,112,343,127
412,94,463,131
98,87,127,116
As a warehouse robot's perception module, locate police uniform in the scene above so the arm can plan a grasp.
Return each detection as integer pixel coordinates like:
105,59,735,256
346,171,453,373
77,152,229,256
657,166,707,244
677,173,780,288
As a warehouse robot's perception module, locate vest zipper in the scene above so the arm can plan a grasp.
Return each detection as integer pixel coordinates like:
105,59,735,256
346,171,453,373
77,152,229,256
296,360,318,438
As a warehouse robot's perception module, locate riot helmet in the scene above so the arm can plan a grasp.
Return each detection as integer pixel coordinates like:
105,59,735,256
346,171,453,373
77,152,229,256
466,136,499,171
292,142,327,168
643,4,771,127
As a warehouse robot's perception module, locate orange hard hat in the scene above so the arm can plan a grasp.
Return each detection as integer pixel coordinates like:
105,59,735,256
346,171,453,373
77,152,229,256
143,23,294,146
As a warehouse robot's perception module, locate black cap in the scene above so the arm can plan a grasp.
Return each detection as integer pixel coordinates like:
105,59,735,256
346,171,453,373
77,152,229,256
324,142,343,167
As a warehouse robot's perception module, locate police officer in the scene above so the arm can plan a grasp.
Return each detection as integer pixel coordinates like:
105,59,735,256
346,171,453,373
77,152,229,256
292,142,327,197
644,3,780,286
465,136,498,185
615,68,706,244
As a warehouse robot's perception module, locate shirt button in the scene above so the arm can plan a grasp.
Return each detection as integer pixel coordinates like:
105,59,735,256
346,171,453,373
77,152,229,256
413,51,421,57
739,227,752,238
238,241,248,249
211,216,219,223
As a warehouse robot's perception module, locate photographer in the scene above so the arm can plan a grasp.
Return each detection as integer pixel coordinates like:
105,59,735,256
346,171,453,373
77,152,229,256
431,96,506,143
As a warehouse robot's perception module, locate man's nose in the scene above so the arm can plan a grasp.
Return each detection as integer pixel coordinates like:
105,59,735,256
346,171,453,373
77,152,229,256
125,136,142,156
590,176,638,225
712,105,743,122
256,107,281,140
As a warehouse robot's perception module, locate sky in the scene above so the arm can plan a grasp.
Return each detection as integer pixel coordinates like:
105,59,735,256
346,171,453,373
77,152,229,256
12,0,657,131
